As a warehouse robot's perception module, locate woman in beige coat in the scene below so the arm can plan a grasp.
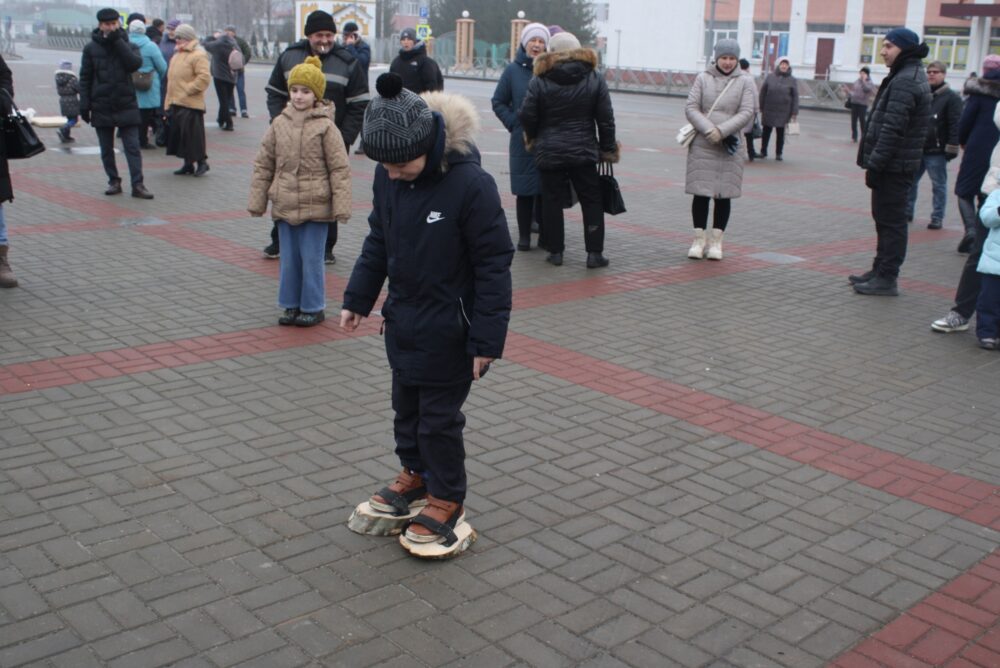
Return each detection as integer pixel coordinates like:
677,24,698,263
684,39,755,260
164,24,212,175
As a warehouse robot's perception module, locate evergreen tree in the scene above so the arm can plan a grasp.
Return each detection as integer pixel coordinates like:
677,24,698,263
429,0,595,45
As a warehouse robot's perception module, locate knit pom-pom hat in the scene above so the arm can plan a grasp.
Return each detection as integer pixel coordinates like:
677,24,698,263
288,55,326,101
361,73,436,164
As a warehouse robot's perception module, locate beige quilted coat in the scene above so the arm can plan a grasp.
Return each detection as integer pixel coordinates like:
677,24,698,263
164,40,211,111
248,100,351,224
684,67,756,199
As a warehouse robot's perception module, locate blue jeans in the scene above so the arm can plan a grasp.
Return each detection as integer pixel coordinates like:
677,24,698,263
0,204,7,246
232,70,246,113
276,220,327,313
977,273,1000,339
907,154,948,223
62,116,77,133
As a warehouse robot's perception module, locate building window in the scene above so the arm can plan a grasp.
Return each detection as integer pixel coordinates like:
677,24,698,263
925,29,970,71
752,31,789,62
704,27,739,59
401,1,419,16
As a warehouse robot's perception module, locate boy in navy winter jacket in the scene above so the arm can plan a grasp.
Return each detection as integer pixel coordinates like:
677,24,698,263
341,73,513,554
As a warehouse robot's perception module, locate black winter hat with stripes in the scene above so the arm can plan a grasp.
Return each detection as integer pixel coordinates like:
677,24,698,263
361,73,436,164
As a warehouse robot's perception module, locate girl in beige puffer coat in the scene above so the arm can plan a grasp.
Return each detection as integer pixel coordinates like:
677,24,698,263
248,56,351,327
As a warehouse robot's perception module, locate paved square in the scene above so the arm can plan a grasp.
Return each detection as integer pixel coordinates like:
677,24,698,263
2,47,999,667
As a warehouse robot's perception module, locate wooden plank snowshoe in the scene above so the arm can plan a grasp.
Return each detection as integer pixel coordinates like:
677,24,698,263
399,498,476,559
347,501,422,536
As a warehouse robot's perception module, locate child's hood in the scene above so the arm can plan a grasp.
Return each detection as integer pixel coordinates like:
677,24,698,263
280,99,336,124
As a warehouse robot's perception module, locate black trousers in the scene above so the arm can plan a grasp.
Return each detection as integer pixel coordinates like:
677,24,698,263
515,194,542,242
139,107,161,147
850,103,868,140
539,164,604,254
95,125,143,187
761,125,785,156
869,171,915,279
214,79,234,127
744,132,756,157
953,194,988,318
691,196,731,231
271,221,337,253
392,377,473,504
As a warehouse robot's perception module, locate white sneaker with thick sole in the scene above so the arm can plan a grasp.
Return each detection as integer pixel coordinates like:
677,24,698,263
931,311,970,333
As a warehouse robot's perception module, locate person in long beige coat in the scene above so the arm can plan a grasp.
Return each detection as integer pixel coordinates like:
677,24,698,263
684,39,755,260
248,56,351,327
163,24,211,175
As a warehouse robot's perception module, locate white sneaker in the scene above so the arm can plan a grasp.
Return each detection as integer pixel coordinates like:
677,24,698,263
931,311,969,333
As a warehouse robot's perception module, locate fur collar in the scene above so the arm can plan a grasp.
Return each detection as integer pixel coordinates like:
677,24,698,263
422,92,479,172
532,48,597,77
965,76,1000,100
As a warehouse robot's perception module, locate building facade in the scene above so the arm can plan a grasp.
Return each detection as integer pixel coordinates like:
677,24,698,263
596,0,1000,83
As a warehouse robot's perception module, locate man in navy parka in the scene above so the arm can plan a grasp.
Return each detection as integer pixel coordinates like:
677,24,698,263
341,73,513,546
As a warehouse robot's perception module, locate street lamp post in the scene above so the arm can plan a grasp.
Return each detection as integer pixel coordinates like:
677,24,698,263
765,0,775,72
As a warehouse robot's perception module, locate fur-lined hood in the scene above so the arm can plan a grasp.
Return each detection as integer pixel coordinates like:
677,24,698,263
965,75,1000,100
422,91,480,173
533,47,598,77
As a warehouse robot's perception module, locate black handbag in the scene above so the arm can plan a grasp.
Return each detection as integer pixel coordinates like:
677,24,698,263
751,114,763,139
0,90,45,160
598,162,626,216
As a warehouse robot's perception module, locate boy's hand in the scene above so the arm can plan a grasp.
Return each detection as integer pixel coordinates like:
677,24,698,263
473,356,494,380
340,309,363,331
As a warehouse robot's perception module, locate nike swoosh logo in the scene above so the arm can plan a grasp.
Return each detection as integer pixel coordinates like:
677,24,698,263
426,213,445,224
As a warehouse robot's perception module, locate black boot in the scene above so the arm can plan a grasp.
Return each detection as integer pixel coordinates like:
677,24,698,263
517,235,531,251
853,274,898,296
586,252,609,268
174,162,195,175
848,269,875,285
104,179,123,196
194,161,210,177
131,183,154,200
545,252,563,266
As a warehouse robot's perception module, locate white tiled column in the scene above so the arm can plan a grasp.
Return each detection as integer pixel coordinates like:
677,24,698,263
788,0,809,66
840,0,865,79
905,0,927,35
738,0,756,60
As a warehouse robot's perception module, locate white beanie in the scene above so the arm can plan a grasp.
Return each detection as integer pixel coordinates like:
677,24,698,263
549,32,581,53
520,23,550,49
128,19,146,34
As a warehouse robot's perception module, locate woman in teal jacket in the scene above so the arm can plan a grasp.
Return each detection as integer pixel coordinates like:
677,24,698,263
128,20,167,148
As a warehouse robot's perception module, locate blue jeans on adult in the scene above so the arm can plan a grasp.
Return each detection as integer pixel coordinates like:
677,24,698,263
276,220,327,313
907,153,948,224
0,203,7,246
232,70,247,114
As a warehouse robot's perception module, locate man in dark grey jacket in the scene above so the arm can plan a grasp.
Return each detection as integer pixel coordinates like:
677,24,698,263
852,27,932,296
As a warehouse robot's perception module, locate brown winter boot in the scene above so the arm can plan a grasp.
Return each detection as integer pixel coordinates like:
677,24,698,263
0,245,18,288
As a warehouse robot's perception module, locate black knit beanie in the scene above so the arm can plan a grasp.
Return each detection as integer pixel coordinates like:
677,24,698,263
96,8,119,22
362,73,436,164
304,10,336,35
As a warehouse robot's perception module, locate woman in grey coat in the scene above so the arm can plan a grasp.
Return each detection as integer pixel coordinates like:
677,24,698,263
684,39,755,260
758,57,799,160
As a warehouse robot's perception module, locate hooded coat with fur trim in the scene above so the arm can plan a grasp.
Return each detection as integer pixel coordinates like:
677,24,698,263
956,73,1000,197
518,47,618,171
248,101,352,224
343,92,514,386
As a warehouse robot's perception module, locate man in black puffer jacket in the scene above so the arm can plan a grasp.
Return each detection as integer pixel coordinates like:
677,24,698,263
519,32,618,269
853,27,932,296
80,8,153,199
389,28,443,95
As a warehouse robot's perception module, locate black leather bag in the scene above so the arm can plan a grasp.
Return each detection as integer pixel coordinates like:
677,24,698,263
0,90,45,160
598,162,626,216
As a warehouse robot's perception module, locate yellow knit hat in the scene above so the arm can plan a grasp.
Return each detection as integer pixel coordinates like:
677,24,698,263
288,56,326,101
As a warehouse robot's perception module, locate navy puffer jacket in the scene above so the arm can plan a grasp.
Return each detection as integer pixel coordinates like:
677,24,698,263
79,28,142,128
343,93,513,386
519,47,618,170
858,44,932,174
